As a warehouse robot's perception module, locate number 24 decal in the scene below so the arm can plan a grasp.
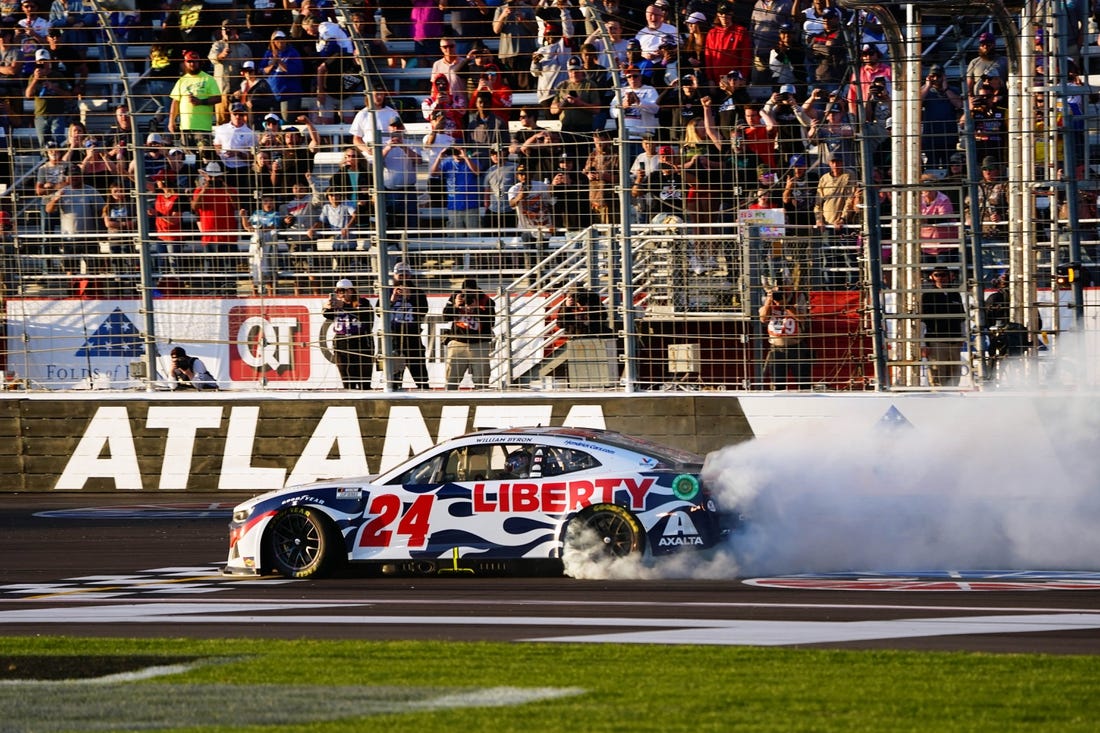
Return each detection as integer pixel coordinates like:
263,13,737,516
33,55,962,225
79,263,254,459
358,494,434,548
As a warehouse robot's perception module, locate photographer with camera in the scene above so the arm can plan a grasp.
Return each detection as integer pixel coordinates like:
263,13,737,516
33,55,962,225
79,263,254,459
442,278,496,389
920,64,963,167
759,284,811,390
386,261,429,390
323,278,375,389
169,346,217,390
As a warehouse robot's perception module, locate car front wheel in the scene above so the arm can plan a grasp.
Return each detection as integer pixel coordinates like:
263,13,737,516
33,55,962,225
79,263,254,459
267,507,339,578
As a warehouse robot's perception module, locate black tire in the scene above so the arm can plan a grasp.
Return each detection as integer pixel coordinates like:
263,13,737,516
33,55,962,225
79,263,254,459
565,503,645,560
266,506,340,579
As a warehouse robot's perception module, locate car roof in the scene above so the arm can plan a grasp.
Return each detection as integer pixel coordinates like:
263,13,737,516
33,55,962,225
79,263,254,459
456,427,705,466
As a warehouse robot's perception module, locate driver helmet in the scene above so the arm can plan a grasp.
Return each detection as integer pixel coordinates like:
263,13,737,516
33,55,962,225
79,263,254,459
504,450,530,477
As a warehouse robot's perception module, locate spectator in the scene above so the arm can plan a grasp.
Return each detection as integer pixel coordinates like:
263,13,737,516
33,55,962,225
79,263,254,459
235,60,277,119
860,76,891,168
483,143,516,230
376,119,419,231
759,284,810,389
411,0,446,69
256,112,286,150
508,161,555,236
421,74,465,134
806,7,846,85
101,180,137,241
763,83,811,165
551,55,602,141
768,22,806,90
190,161,240,270
300,13,355,123
509,106,556,178
323,277,375,389
43,26,87,99
261,30,304,122
703,2,752,86
806,99,854,174
279,181,322,287
308,188,359,256
212,102,256,190
42,168,102,273
350,88,401,153
629,133,660,220
442,278,496,389
847,43,892,110
557,286,611,336
422,110,457,205
240,192,280,296
469,59,514,124
583,128,619,226
609,65,659,140
968,78,1007,164
432,36,470,103
636,3,677,60
429,144,482,231
781,154,814,233
918,175,958,262
550,151,586,231
741,103,776,171
209,20,251,125
35,140,67,200
169,346,217,389
965,31,1008,96
939,151,966,212
386,260,429,391
493,0,538,91
327,146,371,223
750,0,795,84
147,172,184,266
920,266,966,387
78,136,119,193
582,16,628,73
814,154,857,284
168,50,220,149
632,144,684,217
530,23,571,105
966,156,1008,243
25,48,70,148
465,90,509,171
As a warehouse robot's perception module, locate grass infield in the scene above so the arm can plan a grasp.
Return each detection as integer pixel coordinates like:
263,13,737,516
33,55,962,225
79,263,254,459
2,637,1099,732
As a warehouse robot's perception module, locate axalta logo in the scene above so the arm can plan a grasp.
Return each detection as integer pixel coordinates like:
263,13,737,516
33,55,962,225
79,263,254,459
54,403,606,491
228,305,312,381
658,511,702,547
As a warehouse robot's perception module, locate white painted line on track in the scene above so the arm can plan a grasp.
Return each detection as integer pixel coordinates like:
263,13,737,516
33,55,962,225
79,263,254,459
1,603,1098,646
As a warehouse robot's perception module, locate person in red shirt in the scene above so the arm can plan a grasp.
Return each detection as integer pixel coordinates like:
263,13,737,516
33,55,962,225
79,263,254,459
704,2,753,85
190,161,240,272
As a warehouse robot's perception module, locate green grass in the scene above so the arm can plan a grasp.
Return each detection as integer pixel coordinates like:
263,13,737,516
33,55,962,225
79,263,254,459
2,637,1099,732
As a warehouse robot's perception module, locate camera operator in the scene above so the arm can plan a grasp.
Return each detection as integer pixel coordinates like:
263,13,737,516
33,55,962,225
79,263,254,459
169,346,217,389
442,278,496,389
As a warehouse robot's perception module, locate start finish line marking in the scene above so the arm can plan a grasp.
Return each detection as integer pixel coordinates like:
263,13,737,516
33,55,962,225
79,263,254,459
744,570,1100,591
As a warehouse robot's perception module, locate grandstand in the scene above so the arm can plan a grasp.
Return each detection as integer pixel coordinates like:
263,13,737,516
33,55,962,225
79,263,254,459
0,0,1098,392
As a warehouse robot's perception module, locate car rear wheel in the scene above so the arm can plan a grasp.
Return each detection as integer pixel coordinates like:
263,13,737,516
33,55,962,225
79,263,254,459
565,503,645,560
267,507,340,578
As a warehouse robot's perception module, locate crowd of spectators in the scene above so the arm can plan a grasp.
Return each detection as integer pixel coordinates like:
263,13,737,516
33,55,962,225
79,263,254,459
0,0,1093,290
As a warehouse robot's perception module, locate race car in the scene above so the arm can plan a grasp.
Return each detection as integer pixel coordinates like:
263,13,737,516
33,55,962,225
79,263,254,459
224,427,730,578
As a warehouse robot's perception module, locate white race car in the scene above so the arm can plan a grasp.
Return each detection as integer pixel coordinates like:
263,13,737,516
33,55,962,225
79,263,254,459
224,427,730,578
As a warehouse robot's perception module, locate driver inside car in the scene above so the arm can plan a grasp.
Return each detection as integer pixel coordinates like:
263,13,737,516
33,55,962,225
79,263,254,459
501,449,531,479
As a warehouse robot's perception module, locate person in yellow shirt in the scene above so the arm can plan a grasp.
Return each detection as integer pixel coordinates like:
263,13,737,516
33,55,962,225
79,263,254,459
168,50,221,148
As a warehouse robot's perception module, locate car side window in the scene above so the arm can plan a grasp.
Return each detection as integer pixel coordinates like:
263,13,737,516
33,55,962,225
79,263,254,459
538,447,600,476
390,453,445,485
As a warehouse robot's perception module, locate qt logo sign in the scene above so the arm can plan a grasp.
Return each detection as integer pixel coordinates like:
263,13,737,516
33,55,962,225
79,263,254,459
228,305,312,382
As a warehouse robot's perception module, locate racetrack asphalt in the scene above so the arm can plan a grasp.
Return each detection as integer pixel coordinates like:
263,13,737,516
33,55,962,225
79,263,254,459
2,493,1099,654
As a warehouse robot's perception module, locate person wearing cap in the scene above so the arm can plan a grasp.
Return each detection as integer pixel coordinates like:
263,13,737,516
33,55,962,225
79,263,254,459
300,14,355,124
703,2,752,86
261,30,304,122
814,155,858,285
750,0,796,83
466,89,509,172
550,55,601,144
781,153,813,232
377,118,419,230
168,50,221,148
236,60,277,119
508,161,554,235
429,142,482,231
191,160,240,273
965,31,1007,96
530,23,572,105
212,102,256,190
441,278,496,389
965,156,1008,243
920,63,963,167
44,26,88,98
169,346,217,389
768,21,806,90
549,150,586,231
968,80,1006,165
208,21,250,125
323,278,375,389
385,261,429,390
846,42,892,112
759,283,810,389
807,7,847,85
920,266,966,387
482,143,516,230
421,73,465,134
25,46,72,148
765,83,811,166
35,141,69,201
610,65,659,140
